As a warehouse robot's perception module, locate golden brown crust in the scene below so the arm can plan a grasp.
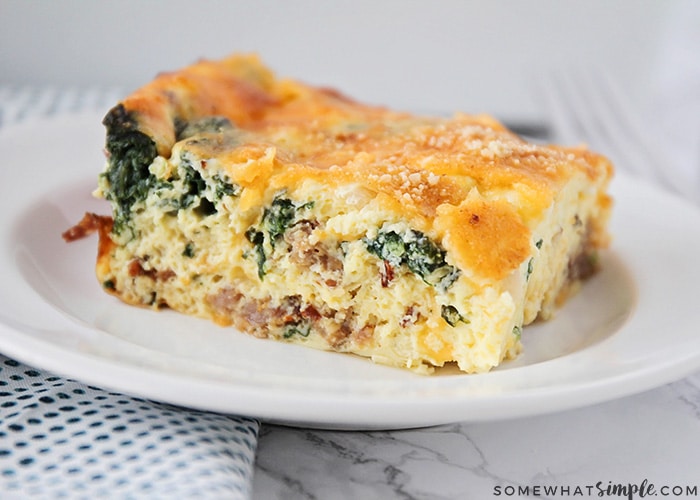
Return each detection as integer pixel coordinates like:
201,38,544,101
119,54,280,157
435,197,531,281
107,53,612,282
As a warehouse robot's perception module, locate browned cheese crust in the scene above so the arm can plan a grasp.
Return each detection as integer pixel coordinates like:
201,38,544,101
78,54,613,374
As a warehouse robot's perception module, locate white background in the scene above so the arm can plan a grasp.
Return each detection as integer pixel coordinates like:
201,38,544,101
0,0,679,123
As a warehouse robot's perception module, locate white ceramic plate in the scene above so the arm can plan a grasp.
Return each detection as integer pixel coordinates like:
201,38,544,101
1,113,699,430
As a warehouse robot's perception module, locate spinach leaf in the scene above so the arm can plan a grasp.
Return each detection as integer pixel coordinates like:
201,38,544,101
101,104,158,234
182,242,196,258
283,321,311,339
213,174,240,200
512,325,523,340
441,304,469,327
364,229,460,291
364,231,406,266
263,198,298,243
245,197,314,280
245,228,267,280
179,161,208,210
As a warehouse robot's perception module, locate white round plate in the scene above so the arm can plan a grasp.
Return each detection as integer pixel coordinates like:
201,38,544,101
1,113,699,430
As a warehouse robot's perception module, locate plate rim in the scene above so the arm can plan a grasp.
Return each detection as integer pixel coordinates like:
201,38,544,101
1,112,699,430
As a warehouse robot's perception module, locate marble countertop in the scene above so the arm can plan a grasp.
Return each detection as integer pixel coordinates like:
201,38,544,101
252,372,700,499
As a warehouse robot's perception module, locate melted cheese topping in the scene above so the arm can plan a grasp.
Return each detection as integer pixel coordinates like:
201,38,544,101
119,54,611,282
91,53,614,374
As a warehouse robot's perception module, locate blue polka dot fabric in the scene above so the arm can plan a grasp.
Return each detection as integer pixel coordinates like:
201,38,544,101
0,355,259,499
0,90,261,498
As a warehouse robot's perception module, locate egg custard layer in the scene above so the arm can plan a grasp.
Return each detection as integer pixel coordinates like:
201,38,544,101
78,54,613,374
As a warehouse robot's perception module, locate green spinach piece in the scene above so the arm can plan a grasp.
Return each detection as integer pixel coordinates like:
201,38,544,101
245,228,267,280
175,160,238,215
512,325,523,340
441,304,469,327
213,174,240,200
263,198,298,243
101,104,158,234
283,321,311,339
364,229,460,291
364,231,406,266
179,161,208,210
182,242,196,258
245,197,314,280
404,232,446,277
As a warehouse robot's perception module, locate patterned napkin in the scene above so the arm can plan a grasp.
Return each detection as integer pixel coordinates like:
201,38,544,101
0,88,260,499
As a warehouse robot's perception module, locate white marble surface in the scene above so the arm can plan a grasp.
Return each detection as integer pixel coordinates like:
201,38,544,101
252,372,700,499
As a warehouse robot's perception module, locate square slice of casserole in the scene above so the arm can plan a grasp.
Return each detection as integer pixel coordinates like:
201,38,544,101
81,54,613,374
